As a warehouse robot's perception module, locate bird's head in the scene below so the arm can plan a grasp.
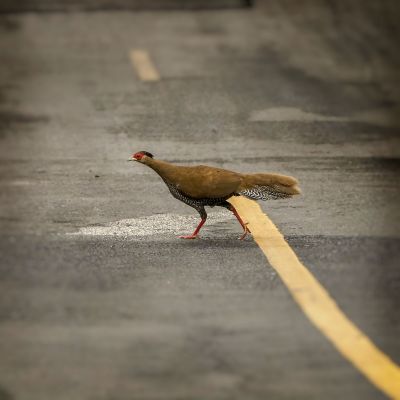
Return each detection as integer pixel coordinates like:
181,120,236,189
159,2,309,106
128,151,154,163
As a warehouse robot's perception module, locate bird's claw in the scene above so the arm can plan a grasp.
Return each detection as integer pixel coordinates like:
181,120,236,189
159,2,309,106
179,235,199,239
238,224,251,240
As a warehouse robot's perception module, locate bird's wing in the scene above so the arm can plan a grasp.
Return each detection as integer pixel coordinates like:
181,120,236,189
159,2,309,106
171,165,243,199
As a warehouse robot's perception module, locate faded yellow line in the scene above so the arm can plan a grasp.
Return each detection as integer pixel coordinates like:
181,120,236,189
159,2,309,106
129,49,160,82
229,196,400,400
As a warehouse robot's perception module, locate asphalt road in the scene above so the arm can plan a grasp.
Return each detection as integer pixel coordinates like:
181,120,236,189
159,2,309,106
0,2,400,399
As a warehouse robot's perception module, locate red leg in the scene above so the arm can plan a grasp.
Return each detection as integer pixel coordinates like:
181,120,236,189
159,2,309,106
229,205,250,240
179,218,206,239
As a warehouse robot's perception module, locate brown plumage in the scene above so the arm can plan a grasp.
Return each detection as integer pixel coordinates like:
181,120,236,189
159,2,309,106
129,151,300,239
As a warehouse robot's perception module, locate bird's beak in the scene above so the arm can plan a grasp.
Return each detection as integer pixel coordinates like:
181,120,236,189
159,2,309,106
127,158,137,162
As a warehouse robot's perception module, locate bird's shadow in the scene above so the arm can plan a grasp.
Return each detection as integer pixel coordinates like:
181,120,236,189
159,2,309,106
174,236,256,249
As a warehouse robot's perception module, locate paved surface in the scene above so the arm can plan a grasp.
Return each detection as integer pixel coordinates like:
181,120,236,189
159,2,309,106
0,1,400,399
0,0,252,13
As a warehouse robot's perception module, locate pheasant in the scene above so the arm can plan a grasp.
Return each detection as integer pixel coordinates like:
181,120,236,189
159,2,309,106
128,151,300,239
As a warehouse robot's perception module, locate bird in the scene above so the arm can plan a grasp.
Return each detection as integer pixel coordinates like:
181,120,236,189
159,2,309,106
128,151,300,239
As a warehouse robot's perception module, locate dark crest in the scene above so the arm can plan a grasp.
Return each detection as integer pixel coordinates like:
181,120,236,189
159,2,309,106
140,151,154,158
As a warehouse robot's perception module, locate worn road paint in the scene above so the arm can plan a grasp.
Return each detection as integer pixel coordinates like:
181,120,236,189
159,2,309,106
69,212,231,238
249,106,400,127
229,196,400,400
129,49,160,82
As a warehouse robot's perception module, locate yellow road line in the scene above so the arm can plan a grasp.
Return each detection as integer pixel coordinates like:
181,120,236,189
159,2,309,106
229,196,400,400
129,49,160,82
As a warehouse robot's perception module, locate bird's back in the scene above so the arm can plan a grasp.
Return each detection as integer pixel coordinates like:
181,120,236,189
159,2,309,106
155,163,243,199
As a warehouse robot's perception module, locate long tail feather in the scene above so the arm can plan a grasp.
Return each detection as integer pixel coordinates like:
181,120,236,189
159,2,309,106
238,173,301,200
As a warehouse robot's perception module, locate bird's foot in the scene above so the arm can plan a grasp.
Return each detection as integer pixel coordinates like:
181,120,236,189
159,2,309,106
178,234,199,240
238,224,251,240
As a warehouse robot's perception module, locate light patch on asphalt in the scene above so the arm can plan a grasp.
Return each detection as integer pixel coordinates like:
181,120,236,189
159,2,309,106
249,107,346,122
4,180,35,186
249,106,400,126
68,211,231,239
129,49,160,82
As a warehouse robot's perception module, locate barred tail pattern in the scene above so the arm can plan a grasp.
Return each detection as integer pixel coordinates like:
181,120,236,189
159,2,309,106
239,185,293,201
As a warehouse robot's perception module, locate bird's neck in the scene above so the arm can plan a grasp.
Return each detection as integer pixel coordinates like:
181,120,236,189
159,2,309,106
144,158,176,180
